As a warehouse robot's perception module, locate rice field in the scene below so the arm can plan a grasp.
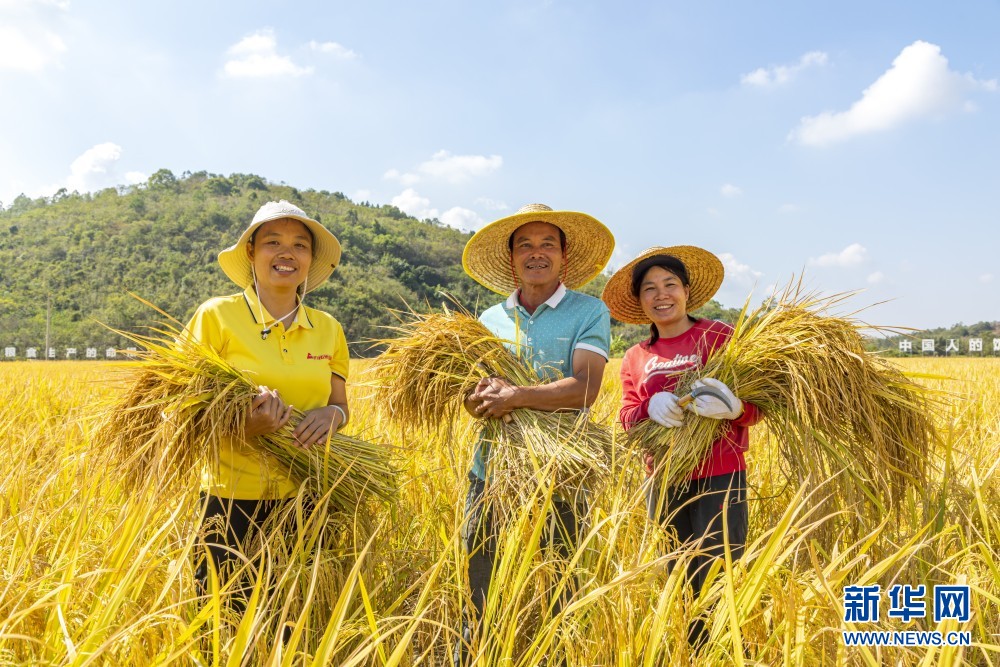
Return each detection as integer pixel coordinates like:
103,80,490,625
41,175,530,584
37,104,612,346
0,357,997,665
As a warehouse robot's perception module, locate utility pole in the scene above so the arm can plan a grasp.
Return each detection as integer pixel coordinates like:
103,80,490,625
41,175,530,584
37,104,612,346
45,292,50,361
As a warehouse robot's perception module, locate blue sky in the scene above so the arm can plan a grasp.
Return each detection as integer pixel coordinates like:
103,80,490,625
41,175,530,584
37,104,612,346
1,0,997,330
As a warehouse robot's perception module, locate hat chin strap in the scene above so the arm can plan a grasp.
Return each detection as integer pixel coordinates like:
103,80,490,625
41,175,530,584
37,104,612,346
252,266,305,341
509,253,519,293
561,241,569,285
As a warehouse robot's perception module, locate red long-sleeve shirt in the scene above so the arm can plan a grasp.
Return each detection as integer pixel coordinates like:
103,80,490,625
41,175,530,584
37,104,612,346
619,319,761,480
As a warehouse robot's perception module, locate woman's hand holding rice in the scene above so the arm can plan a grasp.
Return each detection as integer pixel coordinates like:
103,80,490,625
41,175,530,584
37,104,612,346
648,391,684,428
292,404,346,447
686,378,743,420
246,386,293,437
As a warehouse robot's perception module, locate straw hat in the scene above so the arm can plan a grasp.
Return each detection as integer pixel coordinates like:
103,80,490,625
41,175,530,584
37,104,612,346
462,203,614,295
601,245,724,324
218,200,342,293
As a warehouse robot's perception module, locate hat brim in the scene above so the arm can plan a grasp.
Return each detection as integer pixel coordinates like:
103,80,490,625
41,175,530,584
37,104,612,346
601,246,724,324
462,209,614,294
218,213,341,293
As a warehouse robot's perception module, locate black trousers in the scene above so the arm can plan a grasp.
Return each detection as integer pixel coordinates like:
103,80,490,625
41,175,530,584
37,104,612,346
647,470,747,647
647,470,748,592
194,494,291,611
461,472,585,623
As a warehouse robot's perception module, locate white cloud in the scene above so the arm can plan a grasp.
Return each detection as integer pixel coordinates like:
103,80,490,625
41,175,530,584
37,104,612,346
808,242,868,268
980,273,994,284
391,188,438,220
0,1,70,8
0,179,24,206
351,189,372,203
307,40,358,60
0,0,68,73
1,178,60,205
440,207,484,231
706,207,720,217
388,189,484,228
223,29,313,78
607,245,635,273
867,271,885,284
3,142,140,203
720,183,743,198
778,203,800,214
0,27,66,71
227,31,275,57
383,168,420,186
417,150,502,184
66,142,122,192
790,41,998,147
383,150,503,190
719,252,763,285
742,50,828,88
475,197,508,211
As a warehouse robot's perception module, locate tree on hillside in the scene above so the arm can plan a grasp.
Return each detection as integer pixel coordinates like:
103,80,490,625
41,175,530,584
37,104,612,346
0,170,497,355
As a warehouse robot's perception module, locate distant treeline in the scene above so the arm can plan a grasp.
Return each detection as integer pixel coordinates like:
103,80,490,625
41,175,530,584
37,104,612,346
5,171,992,358
0,170,744,356
865,321,1000,357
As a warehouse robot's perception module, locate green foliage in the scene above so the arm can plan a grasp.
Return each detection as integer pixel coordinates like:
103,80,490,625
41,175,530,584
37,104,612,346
0,171,494,355
0,171,755,357
867,321,1000,357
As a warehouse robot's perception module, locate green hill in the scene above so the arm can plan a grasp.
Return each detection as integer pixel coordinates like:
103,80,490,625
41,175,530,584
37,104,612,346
0,170,749,357
0,170,502,355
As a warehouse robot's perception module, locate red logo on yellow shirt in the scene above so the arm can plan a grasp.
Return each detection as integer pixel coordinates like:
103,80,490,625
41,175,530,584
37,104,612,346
306,353,332,360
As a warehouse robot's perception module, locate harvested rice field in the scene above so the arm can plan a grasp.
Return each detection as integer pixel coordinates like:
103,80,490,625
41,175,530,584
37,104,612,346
0,357,997,665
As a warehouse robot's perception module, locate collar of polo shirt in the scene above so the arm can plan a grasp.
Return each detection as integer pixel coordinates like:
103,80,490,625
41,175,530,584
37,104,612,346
242,286,314,329
505,283,568,311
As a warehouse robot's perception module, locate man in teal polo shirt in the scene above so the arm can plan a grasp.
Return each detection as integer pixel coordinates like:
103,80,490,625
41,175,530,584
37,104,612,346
455,203,614,664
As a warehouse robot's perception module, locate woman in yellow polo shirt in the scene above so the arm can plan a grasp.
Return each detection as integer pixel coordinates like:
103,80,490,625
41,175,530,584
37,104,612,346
187,200,350,605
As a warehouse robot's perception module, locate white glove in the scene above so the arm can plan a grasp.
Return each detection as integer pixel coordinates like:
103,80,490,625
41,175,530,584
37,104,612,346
648,391,684,428
687,378,743,420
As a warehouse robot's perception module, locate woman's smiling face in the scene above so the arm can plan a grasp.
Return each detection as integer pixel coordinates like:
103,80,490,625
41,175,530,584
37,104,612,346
638,265,690,330
247,218,313,292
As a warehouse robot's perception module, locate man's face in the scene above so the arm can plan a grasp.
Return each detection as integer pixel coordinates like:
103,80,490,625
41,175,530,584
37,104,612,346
510,221,566,290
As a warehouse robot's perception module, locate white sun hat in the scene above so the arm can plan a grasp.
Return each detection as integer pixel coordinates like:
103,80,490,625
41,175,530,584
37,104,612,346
217,200,342,293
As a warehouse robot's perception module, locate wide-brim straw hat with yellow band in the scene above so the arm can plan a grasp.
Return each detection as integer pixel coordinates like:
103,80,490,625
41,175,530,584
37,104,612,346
218,200,342,294
462,203,615,295
602,245,724,324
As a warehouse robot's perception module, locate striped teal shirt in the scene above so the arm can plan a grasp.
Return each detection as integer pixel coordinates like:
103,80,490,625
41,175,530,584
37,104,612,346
471,284,611,480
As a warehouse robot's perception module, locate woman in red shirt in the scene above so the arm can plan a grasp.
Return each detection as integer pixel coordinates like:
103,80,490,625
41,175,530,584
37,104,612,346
602,245,761,647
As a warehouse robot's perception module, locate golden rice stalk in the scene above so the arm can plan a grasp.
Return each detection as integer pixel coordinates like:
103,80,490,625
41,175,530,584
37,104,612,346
629,278,941,510
93,300,396,513
481,410,612,522
366,305,535,433
367,300,613,508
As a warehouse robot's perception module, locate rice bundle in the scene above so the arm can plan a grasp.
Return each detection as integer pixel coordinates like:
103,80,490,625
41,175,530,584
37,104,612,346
484,411,613,514
367,307,526,434
368,303,613,514
94,312,396,513
629,279,940,510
